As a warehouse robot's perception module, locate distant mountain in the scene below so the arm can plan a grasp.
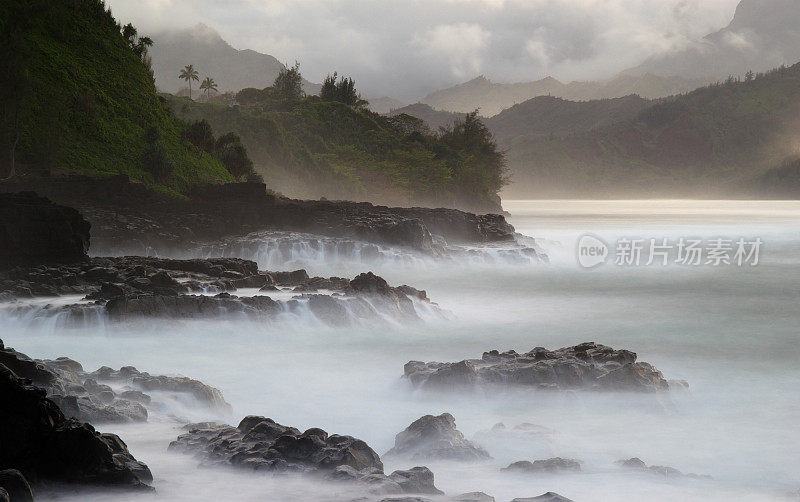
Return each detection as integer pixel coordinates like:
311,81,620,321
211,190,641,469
627,0,800,79
484,95,650,149
366,96,406,114
387,103,465,132
419,73,708,116
502,63,800,198
149,24,320,95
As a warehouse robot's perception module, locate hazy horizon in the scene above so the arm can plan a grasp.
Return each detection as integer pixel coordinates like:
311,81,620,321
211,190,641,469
105,0,741,101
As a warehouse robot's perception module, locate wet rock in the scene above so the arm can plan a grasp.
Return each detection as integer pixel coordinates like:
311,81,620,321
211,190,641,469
0,360,151,489
615,457,711,479
450,492,495,502
385,413,491,462
502,458,581,474
170,416,383,473
0,488,8,502
405,343,673,393
0,342,231,424
511,493,573,502
0,470,33,502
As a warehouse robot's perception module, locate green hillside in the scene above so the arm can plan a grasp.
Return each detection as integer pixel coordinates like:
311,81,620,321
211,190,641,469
0,0,233,193
504,64,800,198
167,92,507,212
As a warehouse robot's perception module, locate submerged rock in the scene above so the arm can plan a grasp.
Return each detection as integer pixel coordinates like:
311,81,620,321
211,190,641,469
385,413,491,462
502,458,581,474
404,342,674,393
615,457,712,479
170,417,443,495
1,340,230,424
0,258,438,326
0,356,151,489
0,470,33,502
511,493,574,502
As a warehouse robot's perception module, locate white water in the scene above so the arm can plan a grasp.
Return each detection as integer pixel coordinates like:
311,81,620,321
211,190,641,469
3,200,799,501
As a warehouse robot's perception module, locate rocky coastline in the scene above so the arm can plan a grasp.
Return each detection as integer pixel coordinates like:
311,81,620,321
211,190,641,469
0,178,524,257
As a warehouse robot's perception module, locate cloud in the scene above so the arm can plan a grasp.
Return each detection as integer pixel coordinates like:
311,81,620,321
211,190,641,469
106,0,741,100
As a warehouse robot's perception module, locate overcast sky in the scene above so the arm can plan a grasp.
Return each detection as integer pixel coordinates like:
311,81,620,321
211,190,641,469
107,0,741,100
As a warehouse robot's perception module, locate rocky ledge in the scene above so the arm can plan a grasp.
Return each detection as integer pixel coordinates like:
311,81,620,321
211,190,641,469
0,340,230,424
169,416,442,496
385,413,491,462
404,342,681,393
0,255,437,326
0,340,151,490
0,179,522,257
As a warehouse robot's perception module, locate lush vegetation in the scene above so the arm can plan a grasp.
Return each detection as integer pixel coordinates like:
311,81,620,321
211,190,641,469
0,0,235,193
502,63,800,197
169,70,507,211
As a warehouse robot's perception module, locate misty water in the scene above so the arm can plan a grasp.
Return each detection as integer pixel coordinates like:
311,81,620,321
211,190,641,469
3,200,799,501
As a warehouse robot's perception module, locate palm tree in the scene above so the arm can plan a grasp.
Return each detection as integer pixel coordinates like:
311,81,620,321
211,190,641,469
178,64,199,100
200,76,218,100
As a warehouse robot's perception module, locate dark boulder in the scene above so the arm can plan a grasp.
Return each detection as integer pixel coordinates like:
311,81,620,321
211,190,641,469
0,192,90,268
0,470,33,502
502,458,581,474
385,413,491,462
0,362,151,488
404,343,673,393
511,493,574,502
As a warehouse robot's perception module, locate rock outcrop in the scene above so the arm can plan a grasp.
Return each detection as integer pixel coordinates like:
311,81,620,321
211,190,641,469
616,457,712,479
0,343,151,489
0,192,90,268
0,178,521,256
169,416,442,496
1,340,230,424
511,493,574,502
0,257,438,326
385,413,491,462
502,458,581,474
404,342,674,393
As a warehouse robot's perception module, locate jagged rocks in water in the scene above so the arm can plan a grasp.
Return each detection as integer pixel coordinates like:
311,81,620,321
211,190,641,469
0,360,151,489
170,417,446,496
502,458,581,474
385,413,491,462
0,470,33,502
615,457,712,479
0,192,91,268
511,493,574,502
170,416,383,473
1,339,230,424
0,257,436,326
404,342,672,393
329,465,443,496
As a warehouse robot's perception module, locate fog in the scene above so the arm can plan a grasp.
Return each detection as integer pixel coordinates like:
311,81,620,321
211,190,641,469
105,0,740,100
2,200,798,501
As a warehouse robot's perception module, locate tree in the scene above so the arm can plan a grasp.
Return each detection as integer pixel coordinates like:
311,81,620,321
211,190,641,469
183,119,215,152
215,132,254,180
142,127,175,182
273,62,303,102
121,23,153,76
179,64,199,100
320,72,367,107
199,76,218,100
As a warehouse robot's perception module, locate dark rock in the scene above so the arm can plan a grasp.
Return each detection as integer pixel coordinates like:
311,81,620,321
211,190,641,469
615,457,711,479
502,458,581,474
0,361,151,489
388,466,443,495
0,470,33,502
0,192,90,268
169,416,383,473
511,493,574,502
385,413,491,462
450,492,495,502
0,488,8,502
405,343,673,393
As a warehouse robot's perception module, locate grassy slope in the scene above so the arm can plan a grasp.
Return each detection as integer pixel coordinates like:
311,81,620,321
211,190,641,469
504,64,800,197
2,0,232,193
